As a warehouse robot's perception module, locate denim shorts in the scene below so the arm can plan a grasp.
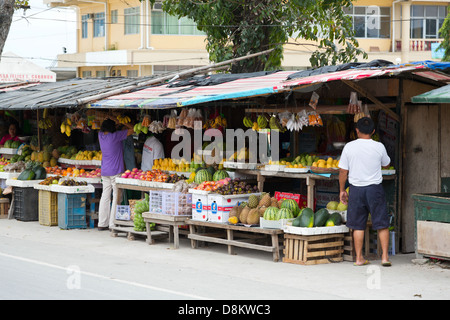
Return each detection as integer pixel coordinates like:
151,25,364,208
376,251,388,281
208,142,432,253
347,184,390,230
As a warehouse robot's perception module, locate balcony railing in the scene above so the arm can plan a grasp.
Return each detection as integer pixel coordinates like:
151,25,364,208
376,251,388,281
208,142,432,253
396,39,443,52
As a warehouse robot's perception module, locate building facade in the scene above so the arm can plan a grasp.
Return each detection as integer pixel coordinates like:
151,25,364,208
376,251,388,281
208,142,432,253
44,0,450,77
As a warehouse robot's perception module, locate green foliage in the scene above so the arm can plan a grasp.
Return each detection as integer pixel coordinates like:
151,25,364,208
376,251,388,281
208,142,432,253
438,6,450,62
148,0,366,72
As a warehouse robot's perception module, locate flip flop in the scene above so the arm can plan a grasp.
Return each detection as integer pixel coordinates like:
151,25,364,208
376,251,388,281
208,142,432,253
354,260,370,266
381,261,392,267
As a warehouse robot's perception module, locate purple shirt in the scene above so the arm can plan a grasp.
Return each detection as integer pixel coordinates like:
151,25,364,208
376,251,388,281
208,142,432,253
98,130,128,176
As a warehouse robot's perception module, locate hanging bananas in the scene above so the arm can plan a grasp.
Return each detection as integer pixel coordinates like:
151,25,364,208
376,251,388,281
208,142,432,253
257,115,268,129
243,116,253,128
60,118,72,137
38,118,52,129
117,114,131,124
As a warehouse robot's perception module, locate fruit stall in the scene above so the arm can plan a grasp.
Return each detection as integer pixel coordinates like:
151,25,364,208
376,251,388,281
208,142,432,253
2,62,450,261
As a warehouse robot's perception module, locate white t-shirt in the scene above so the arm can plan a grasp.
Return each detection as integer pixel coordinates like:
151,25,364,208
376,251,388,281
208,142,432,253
141,136,165,172
338,139,390,186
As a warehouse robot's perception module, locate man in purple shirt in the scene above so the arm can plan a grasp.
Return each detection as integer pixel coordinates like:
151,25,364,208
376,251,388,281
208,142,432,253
98,119,134,230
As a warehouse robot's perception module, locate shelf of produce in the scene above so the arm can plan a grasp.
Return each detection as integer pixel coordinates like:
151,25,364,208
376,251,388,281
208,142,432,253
235,169,396,210
58,158,101,169
186,218,284,262
142,212,190,249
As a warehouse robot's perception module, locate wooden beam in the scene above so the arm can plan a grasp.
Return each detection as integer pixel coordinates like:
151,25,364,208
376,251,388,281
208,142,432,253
342,80,400,122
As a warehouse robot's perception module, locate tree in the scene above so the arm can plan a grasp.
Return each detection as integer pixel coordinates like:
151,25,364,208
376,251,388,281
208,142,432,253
0,0,29,61
150,0,367,73
438,6,450,62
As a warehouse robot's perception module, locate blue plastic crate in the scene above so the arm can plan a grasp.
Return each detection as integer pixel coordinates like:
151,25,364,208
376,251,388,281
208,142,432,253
57,193,87,229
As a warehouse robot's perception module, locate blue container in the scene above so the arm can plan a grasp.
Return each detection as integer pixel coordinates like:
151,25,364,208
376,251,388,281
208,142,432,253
58,193,87,229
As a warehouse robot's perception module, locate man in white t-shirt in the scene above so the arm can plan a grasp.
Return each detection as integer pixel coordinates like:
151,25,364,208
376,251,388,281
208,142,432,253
141,134,165,172
339,117,392,267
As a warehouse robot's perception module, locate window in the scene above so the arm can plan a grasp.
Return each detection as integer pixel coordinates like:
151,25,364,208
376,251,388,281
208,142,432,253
127,70,138,77
93,12,105,37
96,70,106,78
81,14,89,39
82,71,92,78
151,5,204,35
111,10,118,24
344,6,391,39
411,5,447,39
124,7,140,35
153,65,202,75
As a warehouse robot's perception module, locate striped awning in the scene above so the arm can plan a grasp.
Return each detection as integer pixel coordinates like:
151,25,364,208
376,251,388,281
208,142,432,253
89,64,436,110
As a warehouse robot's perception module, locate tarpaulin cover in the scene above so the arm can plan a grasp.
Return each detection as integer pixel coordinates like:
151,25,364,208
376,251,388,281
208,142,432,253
411,84,450,103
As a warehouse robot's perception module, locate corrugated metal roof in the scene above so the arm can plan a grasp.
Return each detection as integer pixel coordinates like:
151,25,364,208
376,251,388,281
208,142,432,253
0,76,158,110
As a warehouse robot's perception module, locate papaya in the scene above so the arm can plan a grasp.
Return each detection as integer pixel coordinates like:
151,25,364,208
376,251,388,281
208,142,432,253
298,208,314,228
325,212,343,227
314,208,330,227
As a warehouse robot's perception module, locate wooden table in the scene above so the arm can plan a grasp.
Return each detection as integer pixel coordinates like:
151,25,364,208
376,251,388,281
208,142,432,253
142,212,190,249
187,219,284,262
238,169,396,210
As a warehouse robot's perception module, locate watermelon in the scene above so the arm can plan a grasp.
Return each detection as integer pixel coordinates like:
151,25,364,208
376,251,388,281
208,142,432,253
212,170,229,181
280,199,300,217
276,208,294,220
194,169,212,184
298,208,314,228
314,208,330,227
263,206,279,221
3,140,12,148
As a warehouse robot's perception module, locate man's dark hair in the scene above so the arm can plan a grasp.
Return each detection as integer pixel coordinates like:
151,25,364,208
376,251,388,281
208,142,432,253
356,117,375,135
100,119,116,133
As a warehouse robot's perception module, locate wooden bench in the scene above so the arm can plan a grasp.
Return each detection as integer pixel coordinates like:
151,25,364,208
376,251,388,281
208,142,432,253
142,212,190,249
187,219,284,262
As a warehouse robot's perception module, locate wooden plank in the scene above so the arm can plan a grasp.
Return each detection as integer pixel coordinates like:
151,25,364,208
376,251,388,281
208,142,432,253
187,233,277,253
342,80,400,122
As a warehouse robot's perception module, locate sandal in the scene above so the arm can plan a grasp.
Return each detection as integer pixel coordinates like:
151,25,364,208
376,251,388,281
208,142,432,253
354,260,370,266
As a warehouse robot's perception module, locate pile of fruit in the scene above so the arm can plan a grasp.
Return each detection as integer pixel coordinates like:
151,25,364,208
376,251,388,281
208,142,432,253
39,176,63,185
214,179,258,195
312,157,339,169
228,193,292,225
78,168,101,179
291,207,342,228
72,150,102,161
17,161,47,180
165,173,184,184
58,179,88,186
120,168,169,183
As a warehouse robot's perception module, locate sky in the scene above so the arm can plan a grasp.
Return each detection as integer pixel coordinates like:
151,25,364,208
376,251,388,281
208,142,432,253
3,0,77,69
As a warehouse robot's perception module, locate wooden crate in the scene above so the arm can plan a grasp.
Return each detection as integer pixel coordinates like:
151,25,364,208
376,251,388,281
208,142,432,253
283,233,344,265
0,198,10,219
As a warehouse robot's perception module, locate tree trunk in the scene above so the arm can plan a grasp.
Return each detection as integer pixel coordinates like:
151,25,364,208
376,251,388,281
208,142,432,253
0,0,15,61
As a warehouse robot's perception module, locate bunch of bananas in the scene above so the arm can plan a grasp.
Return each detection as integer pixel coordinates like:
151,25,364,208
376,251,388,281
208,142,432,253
60,118,72,137
251,121,261,131
353,112,366,123
243,116,253,128
117,115,131,124
203,115,227,129
38,109,52,129
38,118,52,129
257,115,268,129
269,115,285,131
326,117,346,141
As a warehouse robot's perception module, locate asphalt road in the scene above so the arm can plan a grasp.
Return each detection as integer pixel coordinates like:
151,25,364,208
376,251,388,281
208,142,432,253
0,219,448,302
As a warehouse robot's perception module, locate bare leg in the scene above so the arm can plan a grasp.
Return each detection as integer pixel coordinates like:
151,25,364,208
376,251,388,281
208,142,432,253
353,230,366,265
378,228,391,265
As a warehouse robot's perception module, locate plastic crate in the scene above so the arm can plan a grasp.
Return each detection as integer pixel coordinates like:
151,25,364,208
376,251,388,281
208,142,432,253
13,187,39,221
38,190,58,226
57,193,87,229
149,190,164,214
162,191,192,216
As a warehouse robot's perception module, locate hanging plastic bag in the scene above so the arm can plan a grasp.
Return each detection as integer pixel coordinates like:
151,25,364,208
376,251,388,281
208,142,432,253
309,91,319,109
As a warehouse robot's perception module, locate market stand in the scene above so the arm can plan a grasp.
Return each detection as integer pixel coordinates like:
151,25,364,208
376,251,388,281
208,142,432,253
0,60,449,262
